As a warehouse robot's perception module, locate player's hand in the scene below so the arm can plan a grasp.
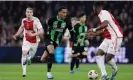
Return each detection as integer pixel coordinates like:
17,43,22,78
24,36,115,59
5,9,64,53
88,28,94,32
85,40,89,46
78,39,82,43
86,32,93,38
12,35,18,40
87,32,96,38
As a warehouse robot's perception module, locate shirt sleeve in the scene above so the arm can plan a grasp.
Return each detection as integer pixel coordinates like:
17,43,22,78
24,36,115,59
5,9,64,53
36,18,43,29
99,11,111,23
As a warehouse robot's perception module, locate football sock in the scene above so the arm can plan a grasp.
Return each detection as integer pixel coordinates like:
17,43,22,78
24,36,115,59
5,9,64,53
21,55,27,75
76,58,79,69
96,56,107,76
108,59,117,71
47,54,53,72
70,57,76,71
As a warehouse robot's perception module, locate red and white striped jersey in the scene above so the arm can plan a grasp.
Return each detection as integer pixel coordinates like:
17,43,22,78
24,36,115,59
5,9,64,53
21,17,43,43
98,10,123,39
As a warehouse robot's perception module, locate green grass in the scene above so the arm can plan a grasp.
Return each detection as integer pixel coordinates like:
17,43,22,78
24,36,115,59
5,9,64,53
0,64,133,80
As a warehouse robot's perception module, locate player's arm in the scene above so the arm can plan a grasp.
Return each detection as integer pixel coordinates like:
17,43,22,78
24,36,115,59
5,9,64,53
67,20,77,41
87,30,104,38
31,28,44,37
44,18,53,36
13,20,24,40
89,11,110,32
70,23,79,43
93,20,108,32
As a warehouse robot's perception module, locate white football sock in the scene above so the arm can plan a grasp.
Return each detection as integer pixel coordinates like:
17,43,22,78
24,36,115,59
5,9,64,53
108,59,117,71
21,55,27,75
96,56,107,76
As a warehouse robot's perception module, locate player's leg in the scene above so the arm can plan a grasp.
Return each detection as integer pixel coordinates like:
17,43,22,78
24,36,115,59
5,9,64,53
70,56,77,73
96,39,109,80
21,44,30,77
106,38,122,80
75,57,80,71
106,54,117,80
75,47,87,71
21,50,28,77
46,44,54,79
27,43,39,65
41,50,48,62
96,49,110,80
70,46,79,74
75,47,82,71
32,50,48,63
78,51,87,70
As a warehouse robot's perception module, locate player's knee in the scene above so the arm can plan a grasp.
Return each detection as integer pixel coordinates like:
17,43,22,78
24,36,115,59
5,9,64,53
40,51,48,63
96,49,105,56
47,45,54,54
105,54,114,62
41,57,45,63
22,50,28,56
106,57,111,62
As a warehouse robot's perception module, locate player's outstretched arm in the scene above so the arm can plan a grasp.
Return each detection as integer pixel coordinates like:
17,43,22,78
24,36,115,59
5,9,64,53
94,20,108,32
13,25,24,40
88,20,108,33
87,30,103,38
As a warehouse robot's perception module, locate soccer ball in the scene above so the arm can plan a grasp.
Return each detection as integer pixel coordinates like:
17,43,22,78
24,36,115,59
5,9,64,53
88,70,98,80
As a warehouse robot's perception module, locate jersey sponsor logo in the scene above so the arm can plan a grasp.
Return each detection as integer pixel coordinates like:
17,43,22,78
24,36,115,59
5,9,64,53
64,47,129,63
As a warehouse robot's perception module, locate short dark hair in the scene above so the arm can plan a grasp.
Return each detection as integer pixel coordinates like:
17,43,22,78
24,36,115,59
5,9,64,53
77,12,86,18
93,2,102,8
58,6,67,12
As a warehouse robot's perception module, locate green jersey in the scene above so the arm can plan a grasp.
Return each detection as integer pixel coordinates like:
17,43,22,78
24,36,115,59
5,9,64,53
72,23,88,46
45,16,72,44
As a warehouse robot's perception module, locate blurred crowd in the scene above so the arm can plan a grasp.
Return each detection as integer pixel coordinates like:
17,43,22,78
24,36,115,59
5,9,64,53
0,1,133,46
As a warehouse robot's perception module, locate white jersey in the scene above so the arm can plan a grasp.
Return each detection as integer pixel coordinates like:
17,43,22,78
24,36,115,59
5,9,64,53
98,10,123,39
21,17,43,43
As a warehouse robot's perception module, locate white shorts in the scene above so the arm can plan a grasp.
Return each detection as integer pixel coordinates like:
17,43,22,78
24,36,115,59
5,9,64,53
98,38,123,55
22,40,39,58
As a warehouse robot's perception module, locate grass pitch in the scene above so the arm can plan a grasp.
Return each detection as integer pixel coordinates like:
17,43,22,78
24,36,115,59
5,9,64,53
0,64,133,80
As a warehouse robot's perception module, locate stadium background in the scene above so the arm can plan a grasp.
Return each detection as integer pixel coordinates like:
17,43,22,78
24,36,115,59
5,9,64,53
0,1,133,80
0,1,133,63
